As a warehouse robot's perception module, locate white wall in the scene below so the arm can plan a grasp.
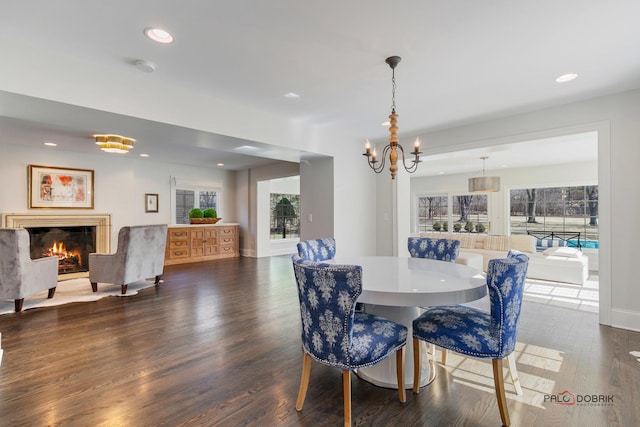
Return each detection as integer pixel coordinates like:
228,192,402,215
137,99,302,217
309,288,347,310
269,176,300,194
0,144,237,249
0,36,380,261
300,158,333,241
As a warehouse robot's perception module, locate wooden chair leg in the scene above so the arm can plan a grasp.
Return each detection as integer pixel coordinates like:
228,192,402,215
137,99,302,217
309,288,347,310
492,358,511,426
342,370,351,427
121,284,128,294
396,347,406,402
413,338,422,393
154,275,161,285
14,298,24,312
47,287,57,299
506,352,523,395
441,348,448,365
296,353,312,411
91,282,98,292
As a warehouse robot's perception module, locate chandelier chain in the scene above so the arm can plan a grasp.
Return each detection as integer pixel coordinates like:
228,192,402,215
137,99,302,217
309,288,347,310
391,68,397,112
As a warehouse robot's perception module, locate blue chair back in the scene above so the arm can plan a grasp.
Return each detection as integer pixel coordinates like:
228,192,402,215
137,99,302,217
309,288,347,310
487,252,529,357
408,237,461,262
297,238,336,261
292,255,361,368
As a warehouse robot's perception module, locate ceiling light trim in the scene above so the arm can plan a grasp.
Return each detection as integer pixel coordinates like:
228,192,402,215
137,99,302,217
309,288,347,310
144,27,175,44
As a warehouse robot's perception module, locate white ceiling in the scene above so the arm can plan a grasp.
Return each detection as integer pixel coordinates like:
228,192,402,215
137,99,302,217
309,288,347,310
1,1,637,174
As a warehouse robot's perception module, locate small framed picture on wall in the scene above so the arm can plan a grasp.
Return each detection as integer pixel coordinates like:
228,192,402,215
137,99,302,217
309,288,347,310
145,193,159,213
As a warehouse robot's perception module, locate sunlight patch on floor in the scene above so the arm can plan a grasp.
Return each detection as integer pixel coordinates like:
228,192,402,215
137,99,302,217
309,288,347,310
523,274,599,313
438,342,564,409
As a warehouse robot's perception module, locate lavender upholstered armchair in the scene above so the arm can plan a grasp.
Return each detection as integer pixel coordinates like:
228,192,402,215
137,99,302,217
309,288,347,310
89,224,168,294
0,228,59,312
292,255,407,426
412,251,529,426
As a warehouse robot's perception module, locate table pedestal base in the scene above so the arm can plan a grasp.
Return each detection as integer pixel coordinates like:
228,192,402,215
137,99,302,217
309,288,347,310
356,304,434,389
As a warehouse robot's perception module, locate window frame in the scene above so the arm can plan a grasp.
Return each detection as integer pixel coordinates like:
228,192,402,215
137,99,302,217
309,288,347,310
170,179,222,225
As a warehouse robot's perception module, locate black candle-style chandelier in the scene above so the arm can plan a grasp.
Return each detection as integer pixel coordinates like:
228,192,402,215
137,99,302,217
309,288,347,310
363,56,422,179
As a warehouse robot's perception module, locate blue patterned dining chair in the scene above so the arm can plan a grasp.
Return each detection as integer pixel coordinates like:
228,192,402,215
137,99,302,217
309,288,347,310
296,238,336,261
408,236,462,364
408,237,461,262
412,251,529,427
292,255,407,427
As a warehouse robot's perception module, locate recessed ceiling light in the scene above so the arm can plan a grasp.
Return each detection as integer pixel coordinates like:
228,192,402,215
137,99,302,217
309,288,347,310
43,142,57,147
556,73,578,83
216,163,224,167
438,171,445,175
140,153,150,157
283,92,300,99
144,27,175,44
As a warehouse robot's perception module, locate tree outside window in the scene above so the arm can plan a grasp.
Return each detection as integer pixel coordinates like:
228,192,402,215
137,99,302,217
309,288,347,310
270,193,300,239
452,194,488,233
510,186,599,246
417,195,448,232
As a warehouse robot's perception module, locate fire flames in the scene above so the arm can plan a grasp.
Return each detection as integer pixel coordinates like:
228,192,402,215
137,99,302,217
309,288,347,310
45,241,82,268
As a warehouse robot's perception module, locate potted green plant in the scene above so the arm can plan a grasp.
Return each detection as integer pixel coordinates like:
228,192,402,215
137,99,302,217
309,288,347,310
464,221,474,232
432,222,441,231
453,222,462,232
189,208,204,224
475,223,486,233
203,208,221,224
189,207,221,224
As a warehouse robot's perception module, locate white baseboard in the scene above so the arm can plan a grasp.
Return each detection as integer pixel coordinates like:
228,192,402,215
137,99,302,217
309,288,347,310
241,248,256,258
611,308,640,332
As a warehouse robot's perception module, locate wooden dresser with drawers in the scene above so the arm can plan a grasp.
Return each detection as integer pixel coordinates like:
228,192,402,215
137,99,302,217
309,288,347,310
164,224,240,266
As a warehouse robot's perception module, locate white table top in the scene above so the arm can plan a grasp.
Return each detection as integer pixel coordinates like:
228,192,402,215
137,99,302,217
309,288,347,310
331,256,487,307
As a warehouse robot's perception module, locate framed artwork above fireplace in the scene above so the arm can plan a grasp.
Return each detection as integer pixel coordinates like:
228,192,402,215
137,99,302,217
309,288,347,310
28,165,94,209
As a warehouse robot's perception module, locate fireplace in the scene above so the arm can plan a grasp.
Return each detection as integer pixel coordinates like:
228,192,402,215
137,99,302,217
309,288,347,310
27,226,96,274
2,213,112,277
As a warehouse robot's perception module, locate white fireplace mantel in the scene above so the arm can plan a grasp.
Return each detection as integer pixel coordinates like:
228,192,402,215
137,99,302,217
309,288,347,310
2,213,112,253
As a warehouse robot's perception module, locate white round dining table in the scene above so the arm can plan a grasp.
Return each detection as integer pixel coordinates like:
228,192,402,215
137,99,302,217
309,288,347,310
331,255,487,389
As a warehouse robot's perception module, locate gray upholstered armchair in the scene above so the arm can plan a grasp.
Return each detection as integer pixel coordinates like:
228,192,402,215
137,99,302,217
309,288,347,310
0,228,59,312
89,224,168,294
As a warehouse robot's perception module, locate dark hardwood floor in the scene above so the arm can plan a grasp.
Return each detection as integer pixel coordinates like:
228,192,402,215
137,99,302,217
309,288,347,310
1,256,638,426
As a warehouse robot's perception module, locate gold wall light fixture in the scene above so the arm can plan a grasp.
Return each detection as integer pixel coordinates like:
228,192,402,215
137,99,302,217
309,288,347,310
94,134,135,154
363,56,422,179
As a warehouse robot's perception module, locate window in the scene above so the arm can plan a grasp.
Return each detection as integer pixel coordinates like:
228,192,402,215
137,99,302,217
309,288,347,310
452,194,488,233
270,193,300,239
417,195,448,232
510,186,598,247
175,189,218,224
